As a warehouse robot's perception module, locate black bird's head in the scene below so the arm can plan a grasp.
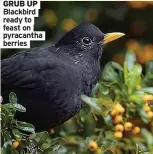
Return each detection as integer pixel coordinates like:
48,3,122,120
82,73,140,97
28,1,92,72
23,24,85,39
55,23,125,61
55,23,125,95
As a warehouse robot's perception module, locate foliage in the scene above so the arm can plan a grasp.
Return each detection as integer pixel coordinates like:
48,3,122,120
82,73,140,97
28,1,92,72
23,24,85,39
1,51,153,154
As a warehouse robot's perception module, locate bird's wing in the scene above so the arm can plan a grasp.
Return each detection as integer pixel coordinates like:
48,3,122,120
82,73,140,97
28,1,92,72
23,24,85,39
1,48,57,89
1,48,80,95
2,50,39,90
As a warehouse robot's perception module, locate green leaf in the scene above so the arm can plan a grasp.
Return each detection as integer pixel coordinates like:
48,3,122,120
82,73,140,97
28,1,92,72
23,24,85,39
139,87,153,94
9,92,17,104
81,95,101,114
146,60,153,73
138,109,149,123
125,51,136,70
142,72,153,87
41,147,54,154
130,64,142,75
141,128,153,152
104,115,113,126
11,104,26,112
41,142,60,154
12,128,22,139
91,83,100,97
15,121,35,133
4,103,26,113
38,131,49,146
128,94,143,106
99,84,109,95
101,61,123,84
127,64,142,92
127,75,141,93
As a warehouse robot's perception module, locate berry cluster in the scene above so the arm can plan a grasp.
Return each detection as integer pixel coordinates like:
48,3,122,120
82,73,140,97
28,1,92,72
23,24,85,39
111,103,140,139
143,94,153,119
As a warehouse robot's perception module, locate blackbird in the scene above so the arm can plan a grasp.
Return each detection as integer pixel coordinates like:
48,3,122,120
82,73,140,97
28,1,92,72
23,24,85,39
1,23,124,131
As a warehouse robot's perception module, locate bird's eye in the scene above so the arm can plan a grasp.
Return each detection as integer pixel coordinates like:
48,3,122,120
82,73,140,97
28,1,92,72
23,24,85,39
82,37,92,45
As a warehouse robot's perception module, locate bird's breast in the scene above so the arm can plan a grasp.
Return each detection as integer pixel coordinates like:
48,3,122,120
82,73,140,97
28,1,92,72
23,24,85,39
81,62,100,95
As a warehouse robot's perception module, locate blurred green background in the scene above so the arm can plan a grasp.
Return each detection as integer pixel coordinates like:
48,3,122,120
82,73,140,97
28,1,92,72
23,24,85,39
2,1,153,67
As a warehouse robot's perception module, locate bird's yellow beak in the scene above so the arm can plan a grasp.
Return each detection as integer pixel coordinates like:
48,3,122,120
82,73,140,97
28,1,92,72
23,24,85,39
103,32,125,45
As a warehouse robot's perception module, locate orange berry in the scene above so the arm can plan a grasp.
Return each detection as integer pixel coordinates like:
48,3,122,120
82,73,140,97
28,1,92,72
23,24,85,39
12,141,19,149
143,105,151,112
143,95,153,102
114,115,123,124
111,109,118,116
113,104,125,114
124,122,133,131
132,127,141,134
114,131,123,139
88,141,98,151
114,124,124,132
147,111,153,119
94,148,102,154
50,129,55,134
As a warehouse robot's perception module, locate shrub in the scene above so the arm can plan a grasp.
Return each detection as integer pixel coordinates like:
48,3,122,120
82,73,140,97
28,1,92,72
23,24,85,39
1,52,153,154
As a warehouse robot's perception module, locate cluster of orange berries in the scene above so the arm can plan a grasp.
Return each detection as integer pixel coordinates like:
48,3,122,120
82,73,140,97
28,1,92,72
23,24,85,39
143,105,153,119
143,94,153,119
111,103,140,139
88,141,101,154
143,94,153,103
